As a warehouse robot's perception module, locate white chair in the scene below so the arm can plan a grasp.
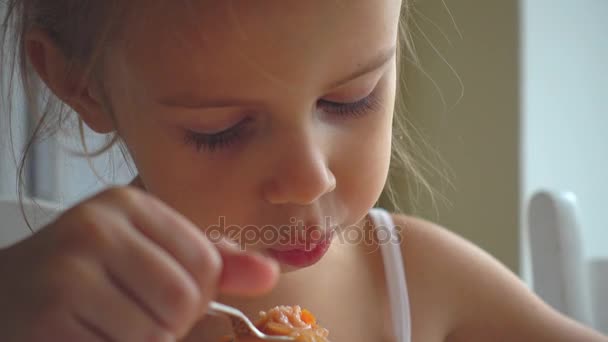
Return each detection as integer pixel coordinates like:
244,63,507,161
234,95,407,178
527,190,608,332
0,197,61,249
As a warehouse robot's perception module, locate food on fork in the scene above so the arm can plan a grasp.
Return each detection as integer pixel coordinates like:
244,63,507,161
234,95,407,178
219,305,331,342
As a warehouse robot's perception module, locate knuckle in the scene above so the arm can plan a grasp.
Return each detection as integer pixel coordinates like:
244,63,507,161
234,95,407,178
106,186,146,208
196,247,223,287
69,223,116,255
60,255,96,282
181,241,222,299
161,280,201,331
126,321,175,342
143,328,175,342
163,278,200,323
82,221,116,252
59,203,119,253
46,256,93,300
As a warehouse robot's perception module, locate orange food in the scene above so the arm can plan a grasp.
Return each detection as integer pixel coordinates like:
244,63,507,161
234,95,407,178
223,305,330,342
300,309,315,325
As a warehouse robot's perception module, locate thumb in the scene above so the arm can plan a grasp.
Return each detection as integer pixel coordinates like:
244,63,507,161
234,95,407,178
216,241,280,296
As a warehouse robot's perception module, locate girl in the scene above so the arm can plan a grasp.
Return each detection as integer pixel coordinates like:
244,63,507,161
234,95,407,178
1,0,606,341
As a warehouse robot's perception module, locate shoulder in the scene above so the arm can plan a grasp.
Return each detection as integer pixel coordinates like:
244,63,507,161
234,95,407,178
389,213,608,342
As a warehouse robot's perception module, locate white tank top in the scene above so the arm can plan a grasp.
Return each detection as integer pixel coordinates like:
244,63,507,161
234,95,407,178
368,207,412,342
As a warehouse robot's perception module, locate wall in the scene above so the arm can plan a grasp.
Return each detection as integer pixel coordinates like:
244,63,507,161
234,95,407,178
521,0,608,261
395,0,522,272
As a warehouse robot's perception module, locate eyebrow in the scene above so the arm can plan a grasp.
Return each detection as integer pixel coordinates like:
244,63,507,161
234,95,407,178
159,45,397,109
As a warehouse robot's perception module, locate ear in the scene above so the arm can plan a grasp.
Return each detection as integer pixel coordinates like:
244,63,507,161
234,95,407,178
25,29,116,134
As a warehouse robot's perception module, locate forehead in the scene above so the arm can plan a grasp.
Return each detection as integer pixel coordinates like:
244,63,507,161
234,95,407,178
115,0,402,99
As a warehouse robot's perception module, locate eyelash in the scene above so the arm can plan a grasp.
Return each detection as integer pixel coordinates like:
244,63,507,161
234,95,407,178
184,92,381,152
318,91,381,118
184,120,250,153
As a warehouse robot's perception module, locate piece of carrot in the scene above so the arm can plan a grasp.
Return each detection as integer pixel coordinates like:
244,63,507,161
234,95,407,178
301,309,316,325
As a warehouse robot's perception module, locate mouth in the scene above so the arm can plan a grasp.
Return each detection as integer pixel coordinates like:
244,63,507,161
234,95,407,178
267,230,335,268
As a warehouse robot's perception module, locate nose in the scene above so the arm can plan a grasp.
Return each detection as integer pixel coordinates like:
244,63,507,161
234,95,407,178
262,131,337,205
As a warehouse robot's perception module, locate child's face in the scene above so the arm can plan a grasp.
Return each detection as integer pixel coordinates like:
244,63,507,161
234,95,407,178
97,0,402,265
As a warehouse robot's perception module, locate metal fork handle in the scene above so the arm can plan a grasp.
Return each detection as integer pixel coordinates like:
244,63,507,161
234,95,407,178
208,301,295,341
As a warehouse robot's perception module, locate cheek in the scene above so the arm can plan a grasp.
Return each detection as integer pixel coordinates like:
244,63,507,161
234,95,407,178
333,70,396,224
106,105,238,223
134,144,246,221
121,125,263,233
334,108,394,226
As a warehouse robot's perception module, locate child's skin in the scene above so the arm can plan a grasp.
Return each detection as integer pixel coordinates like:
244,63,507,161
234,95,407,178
1,0,606,341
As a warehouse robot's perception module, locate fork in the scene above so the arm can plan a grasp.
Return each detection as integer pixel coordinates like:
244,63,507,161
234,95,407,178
208,301,296,341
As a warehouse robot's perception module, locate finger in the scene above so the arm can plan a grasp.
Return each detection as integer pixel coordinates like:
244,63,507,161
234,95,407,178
218,249,279,296
71,257,174,342
103,188,279,297
97,213,202,338
121,191,280,296
70,313,112,342
101,188,223,302
28,310,109,342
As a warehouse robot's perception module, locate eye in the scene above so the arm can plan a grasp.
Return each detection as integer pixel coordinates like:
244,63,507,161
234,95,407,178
183,118,252,152
318,90,381,118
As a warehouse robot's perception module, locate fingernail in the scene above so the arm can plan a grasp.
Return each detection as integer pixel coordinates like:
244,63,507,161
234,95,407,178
216,237,243,252
251,250,279,267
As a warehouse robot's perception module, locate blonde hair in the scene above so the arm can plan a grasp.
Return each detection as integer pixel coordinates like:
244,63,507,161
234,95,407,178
1,1,435,215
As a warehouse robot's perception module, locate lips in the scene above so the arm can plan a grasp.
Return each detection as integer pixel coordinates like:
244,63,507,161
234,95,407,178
269,228,331,252
267,230,334,268
266,219,334,249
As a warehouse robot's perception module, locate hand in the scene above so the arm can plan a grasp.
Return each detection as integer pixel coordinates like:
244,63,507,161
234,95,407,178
0,187,279,342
